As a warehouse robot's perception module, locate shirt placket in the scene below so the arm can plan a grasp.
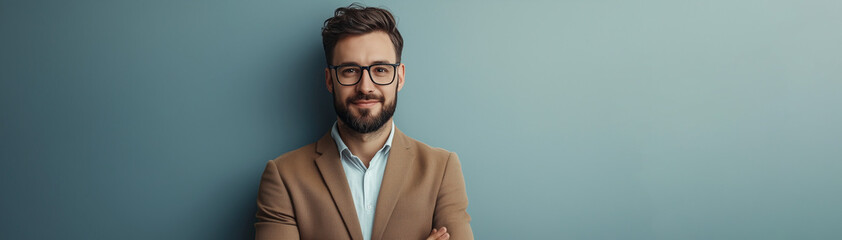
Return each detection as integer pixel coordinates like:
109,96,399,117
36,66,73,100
352,153,374,215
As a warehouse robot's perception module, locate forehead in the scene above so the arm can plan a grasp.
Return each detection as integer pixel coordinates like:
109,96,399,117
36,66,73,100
332,31,396,65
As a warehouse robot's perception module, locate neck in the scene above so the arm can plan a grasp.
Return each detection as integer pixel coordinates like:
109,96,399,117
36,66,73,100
336,118,393,166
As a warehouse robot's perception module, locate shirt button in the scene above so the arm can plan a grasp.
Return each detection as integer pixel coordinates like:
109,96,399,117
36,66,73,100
366,204,373,210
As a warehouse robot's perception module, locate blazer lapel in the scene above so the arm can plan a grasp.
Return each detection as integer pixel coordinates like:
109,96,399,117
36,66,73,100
371,128,415,240
314,132,364,240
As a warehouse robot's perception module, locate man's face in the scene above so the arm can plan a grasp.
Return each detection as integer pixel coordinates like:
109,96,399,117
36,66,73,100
326,31,405,134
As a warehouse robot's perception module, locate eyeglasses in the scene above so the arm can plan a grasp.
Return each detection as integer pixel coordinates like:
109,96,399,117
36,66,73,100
328,63,400,86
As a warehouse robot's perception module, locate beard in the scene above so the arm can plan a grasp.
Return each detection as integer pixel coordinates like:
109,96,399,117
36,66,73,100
333,90,397,134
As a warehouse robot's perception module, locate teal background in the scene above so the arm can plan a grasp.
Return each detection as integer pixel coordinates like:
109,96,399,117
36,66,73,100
2,0,840,239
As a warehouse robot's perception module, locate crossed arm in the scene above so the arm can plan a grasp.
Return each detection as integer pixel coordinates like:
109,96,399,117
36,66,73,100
431,153,474,240
255,160,300,240
254,153,473,240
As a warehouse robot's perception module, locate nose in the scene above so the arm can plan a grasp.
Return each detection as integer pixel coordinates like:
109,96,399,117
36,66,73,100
355,68,376,93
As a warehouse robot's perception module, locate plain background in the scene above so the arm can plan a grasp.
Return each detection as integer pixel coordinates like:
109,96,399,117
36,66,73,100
2,0,840,239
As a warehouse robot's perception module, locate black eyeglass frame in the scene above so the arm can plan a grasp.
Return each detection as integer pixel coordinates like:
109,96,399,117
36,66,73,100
327,63,401,86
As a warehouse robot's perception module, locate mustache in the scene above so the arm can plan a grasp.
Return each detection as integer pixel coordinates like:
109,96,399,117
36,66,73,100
347,92,384,103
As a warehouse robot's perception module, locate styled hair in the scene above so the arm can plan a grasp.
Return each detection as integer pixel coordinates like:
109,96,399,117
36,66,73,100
321,3,403,65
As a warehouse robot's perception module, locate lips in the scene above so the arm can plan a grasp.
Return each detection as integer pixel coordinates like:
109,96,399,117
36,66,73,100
352,100,380,107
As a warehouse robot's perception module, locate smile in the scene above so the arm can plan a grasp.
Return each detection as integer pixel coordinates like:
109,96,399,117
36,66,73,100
352,100,380,108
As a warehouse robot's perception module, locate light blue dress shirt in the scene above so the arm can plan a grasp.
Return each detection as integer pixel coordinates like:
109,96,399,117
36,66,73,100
330,121,395,240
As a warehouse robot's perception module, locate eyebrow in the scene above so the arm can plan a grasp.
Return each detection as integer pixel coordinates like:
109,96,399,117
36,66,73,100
336,60,395,66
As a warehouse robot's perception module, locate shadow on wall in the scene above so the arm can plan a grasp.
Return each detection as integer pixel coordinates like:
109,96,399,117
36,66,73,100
212,40,335,239
274,39,337,145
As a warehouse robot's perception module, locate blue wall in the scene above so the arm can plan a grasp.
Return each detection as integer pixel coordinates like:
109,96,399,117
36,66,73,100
2,0,840,239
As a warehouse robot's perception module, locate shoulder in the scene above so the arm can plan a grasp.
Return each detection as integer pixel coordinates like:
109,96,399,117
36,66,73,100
398,132,466,182
267,141,319,172
400,132,457,163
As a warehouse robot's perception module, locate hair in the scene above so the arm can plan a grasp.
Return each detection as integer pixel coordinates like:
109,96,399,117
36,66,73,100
321,3,403,65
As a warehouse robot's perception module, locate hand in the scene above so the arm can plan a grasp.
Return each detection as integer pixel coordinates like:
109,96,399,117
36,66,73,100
426,227,450,240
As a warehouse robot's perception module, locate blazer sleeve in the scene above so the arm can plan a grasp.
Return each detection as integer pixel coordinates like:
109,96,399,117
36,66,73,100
433,153,474,239
255,160,300,240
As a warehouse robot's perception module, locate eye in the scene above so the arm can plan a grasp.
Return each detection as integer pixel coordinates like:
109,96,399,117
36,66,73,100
342,68,358,73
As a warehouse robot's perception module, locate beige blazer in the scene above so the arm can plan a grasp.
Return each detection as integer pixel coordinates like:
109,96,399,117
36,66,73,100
255,128,474,240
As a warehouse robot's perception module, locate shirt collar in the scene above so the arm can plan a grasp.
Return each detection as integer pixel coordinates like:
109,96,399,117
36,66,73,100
330,120,395,157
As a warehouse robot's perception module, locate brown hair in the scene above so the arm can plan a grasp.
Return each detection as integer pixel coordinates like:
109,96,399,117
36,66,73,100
321,3,403,65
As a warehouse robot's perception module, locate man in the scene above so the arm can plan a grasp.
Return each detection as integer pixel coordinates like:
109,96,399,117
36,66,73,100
254,4,474,240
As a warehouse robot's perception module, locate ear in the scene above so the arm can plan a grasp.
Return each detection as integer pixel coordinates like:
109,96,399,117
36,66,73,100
396,63,405,92
325,67,333,93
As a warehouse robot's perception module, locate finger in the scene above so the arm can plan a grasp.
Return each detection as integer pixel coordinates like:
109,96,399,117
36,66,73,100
434,227,447,238
438,232,450,240
426,228,441,240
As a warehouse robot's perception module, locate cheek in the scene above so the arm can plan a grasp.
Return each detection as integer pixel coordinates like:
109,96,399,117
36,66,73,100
384,89,398,101
334,89,354,102
377,85,395,96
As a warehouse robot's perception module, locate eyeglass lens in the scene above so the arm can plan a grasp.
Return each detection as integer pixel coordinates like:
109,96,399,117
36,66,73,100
336,64,396,85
